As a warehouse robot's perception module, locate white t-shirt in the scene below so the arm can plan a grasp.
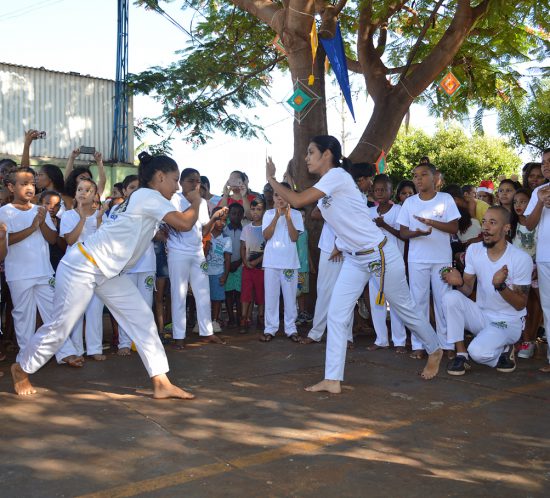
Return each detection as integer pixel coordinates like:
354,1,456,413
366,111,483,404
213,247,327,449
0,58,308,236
78,188,175,279
368,204,405,255
262,208,304,269
524,185,550,263
313,168,384,252
318,222,336,254
465,242,532,321
396,192,460,263
166,194,210,256
206,233,232,275
0,203,56,282
240,223,265,265
457,218,481,243
60,209,100,243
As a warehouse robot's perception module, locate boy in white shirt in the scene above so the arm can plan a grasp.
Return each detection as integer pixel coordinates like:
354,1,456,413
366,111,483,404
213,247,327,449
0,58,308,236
261,182,304,342
368,175,406,352
524,147,550,373
442,206,532,375
397,163,460,358
205,206,232,331
0,167,81,367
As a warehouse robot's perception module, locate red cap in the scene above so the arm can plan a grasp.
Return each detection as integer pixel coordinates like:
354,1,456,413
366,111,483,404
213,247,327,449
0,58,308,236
477,180,494,194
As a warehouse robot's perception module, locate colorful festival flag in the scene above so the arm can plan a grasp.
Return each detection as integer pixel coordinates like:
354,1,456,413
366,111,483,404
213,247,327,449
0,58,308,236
375,150,386,174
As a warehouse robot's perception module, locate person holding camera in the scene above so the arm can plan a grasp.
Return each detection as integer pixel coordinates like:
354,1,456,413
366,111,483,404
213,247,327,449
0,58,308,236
217,170,255,220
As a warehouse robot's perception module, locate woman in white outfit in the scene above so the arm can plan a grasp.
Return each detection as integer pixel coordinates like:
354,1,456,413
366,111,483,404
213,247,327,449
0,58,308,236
265,136,444,394
11,152,202,399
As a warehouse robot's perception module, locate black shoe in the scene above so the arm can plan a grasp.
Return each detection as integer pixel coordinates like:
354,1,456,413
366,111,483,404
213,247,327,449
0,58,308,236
496,348,516,373
447,355,471,376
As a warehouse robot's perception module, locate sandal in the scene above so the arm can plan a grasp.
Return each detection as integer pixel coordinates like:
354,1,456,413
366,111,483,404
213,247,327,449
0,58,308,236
367,344,388,351
260,333,273,342
410,349,426,360
288,333,300,343
395,346,407,354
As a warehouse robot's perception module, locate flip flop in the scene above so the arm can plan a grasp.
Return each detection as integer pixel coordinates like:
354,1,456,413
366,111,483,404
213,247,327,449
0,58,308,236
260,334,273,342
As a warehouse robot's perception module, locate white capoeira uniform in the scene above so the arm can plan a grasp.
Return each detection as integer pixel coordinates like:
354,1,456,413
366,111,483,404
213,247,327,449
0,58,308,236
307,223,353,342
396,192,460,351
262,208,304,336
525,185,550,364
167,194,213,340
313,168,442,381
367,204,406,348
60,209,105,356
17,188,177,377
0,203,78,364
443,242,531,366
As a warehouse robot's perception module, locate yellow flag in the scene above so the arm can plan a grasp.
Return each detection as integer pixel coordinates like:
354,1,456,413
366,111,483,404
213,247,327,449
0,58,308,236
308,21,318,85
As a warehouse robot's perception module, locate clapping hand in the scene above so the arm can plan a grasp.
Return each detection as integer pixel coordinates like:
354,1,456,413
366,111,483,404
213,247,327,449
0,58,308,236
266,156,276,181
492,265,508,287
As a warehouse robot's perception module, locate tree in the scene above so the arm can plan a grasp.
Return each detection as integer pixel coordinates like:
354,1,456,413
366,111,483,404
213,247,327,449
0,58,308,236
132,0,548,190
387,123,522,187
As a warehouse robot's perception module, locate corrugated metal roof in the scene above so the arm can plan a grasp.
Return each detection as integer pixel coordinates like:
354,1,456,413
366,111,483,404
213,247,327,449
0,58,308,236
0,61,115,83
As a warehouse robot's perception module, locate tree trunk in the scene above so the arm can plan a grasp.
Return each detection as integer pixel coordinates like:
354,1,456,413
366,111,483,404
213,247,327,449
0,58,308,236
349,90,413,163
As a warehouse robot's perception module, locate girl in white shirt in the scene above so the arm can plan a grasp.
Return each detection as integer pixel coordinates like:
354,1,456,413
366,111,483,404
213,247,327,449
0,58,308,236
11,153,203,399
261,182,304,342
60,179,106,361
266,136,444,393
166,168,227,349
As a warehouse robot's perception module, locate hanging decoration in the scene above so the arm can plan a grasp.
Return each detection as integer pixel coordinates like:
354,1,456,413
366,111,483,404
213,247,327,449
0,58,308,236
283,79,321,124
375,150,386,174
308,21,318,86
319,22,355,121
439,70,461,97
271,35,287,56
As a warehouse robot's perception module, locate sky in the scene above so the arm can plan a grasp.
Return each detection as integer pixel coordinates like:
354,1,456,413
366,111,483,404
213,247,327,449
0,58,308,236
0,0,506,194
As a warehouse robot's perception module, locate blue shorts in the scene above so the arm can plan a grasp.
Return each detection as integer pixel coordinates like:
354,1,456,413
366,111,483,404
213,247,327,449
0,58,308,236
209,274,226,301
154,241,169,278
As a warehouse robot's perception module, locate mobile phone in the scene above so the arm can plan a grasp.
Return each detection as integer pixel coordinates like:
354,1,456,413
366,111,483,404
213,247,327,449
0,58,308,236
37,131,46,139
80,146,95,155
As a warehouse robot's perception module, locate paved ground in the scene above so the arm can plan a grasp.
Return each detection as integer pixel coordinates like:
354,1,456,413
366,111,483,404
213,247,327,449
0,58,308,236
1,328,549,498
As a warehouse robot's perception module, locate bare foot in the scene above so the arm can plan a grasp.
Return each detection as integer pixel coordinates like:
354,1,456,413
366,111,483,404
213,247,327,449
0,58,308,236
347,341,355,350
421,349,443,380
300,337,318,345
11,363,37,395
539,365,550,373
304,379,342,394
367,344,388,351
410,349,426,360
117,347,132,356
202,334,226,345
395,346,407,354
91,354,106,361
152,374,195,400
61,355,85,367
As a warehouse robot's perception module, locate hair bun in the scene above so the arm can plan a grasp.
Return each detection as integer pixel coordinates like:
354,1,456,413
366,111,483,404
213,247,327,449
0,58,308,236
138,151,152,164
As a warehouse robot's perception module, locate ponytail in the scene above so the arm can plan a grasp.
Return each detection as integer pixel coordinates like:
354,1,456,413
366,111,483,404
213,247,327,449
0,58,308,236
137,151,178,188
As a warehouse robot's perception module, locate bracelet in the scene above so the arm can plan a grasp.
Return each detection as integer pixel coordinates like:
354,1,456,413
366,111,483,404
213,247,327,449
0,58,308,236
494,282,507,292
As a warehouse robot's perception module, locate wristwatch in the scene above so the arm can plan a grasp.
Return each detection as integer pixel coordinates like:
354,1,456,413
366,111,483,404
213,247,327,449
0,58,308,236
494,282,507,292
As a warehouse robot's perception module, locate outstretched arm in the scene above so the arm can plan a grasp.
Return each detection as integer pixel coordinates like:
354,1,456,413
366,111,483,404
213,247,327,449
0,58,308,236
21,129,40,167
64,148,80,180
94,151,107,197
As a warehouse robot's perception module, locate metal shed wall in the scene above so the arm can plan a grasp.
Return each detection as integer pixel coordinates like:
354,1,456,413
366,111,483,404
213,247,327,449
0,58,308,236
0,63,133,162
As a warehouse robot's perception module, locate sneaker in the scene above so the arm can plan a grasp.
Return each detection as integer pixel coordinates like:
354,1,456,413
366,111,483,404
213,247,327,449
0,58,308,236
357,298,370,320
496,348,516,373
517,341,535,359
446,355,471,376
212,320,222,333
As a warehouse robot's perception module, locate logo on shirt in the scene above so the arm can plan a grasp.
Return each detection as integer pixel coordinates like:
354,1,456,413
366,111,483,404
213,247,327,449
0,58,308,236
144,275,155,291
321,195,333,209
368,260,382,277
283,269,295,281
200,261,208,274
48,276,56,289
491,321,508,329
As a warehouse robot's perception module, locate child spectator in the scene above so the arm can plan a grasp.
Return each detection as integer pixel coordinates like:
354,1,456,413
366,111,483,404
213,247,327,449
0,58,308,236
223,203,244,328
395,180,416,205
0,167,81,367
497,179,519,212
111,183,123,199
522,162,546,191
260,183,304,342
397,163,460,359
205,206,232,331
368,175,406,353
200,176,222,215
38,190,66,271
240,198,266,330
296,209,315,325
476,180,495,206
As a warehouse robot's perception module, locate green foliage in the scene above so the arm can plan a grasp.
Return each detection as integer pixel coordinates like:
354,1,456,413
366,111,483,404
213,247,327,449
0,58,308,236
387,124,522,187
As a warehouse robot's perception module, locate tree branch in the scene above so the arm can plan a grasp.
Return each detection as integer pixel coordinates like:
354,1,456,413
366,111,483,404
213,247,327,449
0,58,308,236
346,57,362,74
230,0,284,32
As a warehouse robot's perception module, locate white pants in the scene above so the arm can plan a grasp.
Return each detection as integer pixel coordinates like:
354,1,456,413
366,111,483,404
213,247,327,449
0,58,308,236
443,290,523,367
70,293,105,356
168,251,213,339
537,262,550,363
118,271,155,349
19,247,169,378
308,251,353,342
264,268,298,336
8,276,78,364
325,243,441,381
368,277,406,347
408,262,454,350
